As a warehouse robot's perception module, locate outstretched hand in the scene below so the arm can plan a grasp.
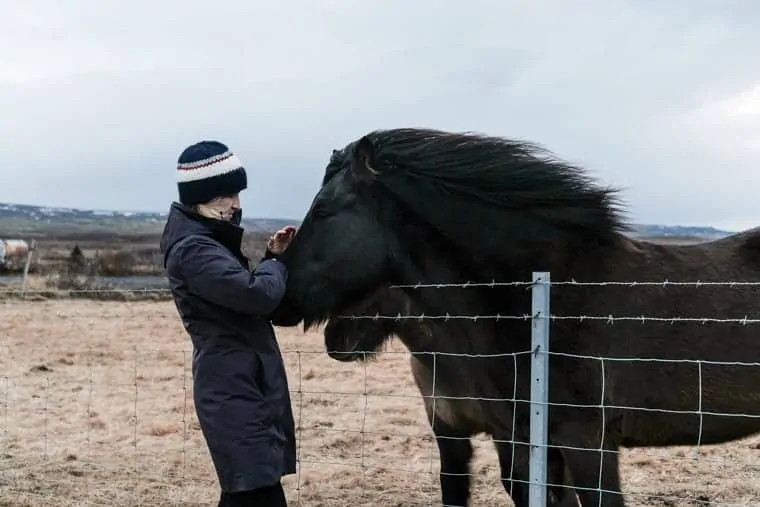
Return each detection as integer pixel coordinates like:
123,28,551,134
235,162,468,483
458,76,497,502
267,226,297,255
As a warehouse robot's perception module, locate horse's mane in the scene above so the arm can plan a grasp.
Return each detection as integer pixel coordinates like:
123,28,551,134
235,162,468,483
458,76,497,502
353,128,630,262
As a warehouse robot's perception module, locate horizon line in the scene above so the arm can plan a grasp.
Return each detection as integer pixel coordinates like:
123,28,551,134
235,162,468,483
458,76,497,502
0,200,739,233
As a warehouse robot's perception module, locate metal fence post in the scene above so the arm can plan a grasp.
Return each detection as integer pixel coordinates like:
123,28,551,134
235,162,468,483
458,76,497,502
529,271,551,506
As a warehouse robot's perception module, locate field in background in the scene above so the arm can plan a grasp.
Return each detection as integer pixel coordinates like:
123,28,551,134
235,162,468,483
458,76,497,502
0,219,273,294
0,299,758,506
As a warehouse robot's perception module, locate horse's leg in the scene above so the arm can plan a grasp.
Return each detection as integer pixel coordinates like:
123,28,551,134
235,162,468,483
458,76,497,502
411,357,473,505
540,446,581,507
550,449,581,507
431,416,474,507
494,438,579,507
493,437,530,506
554,421,625,507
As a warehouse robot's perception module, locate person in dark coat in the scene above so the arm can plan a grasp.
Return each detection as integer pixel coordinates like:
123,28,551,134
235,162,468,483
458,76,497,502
159,140,297,507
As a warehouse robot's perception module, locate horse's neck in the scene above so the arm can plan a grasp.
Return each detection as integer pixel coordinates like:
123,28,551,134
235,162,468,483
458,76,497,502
399,222,578,286
394,263,514,356
395,236,582,355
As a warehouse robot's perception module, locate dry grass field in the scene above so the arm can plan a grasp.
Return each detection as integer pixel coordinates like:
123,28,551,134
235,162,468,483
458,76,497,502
1,299,759,506
0,224,272,280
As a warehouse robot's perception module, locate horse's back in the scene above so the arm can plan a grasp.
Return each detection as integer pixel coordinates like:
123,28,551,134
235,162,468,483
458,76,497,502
556,232,760,446
574,233,760,355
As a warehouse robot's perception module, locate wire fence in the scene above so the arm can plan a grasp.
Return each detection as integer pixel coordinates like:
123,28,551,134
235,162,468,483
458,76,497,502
1,275,760,506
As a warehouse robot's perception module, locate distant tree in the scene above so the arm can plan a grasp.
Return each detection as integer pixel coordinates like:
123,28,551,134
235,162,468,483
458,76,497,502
67,244,87,274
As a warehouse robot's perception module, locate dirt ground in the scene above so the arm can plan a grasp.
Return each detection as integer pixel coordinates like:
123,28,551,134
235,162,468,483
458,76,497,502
0,300,758,506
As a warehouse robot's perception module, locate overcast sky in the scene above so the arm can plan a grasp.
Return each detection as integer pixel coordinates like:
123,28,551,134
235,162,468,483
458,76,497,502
2,1,759,230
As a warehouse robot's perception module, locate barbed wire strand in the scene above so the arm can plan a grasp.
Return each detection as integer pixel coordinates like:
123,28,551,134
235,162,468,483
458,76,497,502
3,277,760,297
5,296,760,326
390,279,760,289
337,313,760,324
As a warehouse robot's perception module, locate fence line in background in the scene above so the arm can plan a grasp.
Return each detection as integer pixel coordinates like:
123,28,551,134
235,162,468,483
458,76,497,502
3,276,760,505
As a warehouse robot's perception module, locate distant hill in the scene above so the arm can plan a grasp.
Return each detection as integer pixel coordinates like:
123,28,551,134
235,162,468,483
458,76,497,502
0,201,736,239
0,202,295,235
627,224,733,240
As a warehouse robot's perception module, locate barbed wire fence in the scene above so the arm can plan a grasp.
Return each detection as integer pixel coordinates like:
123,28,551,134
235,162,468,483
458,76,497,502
1,275,760,505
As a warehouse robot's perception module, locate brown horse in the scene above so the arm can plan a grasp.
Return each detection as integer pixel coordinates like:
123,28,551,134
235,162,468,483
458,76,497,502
323,285,579,506
272,127,760,506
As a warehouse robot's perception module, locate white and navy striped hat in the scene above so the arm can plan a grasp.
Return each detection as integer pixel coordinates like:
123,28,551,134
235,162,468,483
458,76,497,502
176,141,248,205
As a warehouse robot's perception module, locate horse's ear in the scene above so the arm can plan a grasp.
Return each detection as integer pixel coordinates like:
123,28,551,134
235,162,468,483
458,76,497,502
351,135,378,182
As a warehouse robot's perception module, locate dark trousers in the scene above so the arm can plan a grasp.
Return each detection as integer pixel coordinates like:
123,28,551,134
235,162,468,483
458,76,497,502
218,482,287,507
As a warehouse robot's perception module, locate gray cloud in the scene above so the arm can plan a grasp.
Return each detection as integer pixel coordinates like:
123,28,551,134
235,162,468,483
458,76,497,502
2,1,759,230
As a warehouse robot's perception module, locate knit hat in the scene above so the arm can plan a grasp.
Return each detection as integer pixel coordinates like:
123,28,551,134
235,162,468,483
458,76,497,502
176,140,248,205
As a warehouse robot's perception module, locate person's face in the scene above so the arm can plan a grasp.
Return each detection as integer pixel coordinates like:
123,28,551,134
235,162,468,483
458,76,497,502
196,194,241,222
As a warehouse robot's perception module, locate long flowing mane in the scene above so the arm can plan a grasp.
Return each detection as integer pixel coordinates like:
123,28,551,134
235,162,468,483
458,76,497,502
352,128,630,261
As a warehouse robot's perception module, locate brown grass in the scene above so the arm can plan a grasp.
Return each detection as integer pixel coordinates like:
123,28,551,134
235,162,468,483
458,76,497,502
0,300,758,506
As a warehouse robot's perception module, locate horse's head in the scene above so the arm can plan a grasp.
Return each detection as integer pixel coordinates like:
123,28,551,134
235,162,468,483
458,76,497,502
323,285,416,362
272,135,403,328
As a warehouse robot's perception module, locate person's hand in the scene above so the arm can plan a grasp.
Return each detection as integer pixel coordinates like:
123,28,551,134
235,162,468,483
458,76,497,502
267,226,297,255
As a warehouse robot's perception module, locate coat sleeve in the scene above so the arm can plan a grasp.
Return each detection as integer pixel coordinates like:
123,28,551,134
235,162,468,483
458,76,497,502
169,235,288,317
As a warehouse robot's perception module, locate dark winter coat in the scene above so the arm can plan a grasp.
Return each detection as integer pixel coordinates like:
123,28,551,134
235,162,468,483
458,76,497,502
159,202,296,493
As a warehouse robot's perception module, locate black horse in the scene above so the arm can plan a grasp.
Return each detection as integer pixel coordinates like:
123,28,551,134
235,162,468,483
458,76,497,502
323,285,578,506
272,127,760,506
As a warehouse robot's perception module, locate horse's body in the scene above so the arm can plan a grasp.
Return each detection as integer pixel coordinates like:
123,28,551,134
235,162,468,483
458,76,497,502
272,128,760,506
324,287,578,506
